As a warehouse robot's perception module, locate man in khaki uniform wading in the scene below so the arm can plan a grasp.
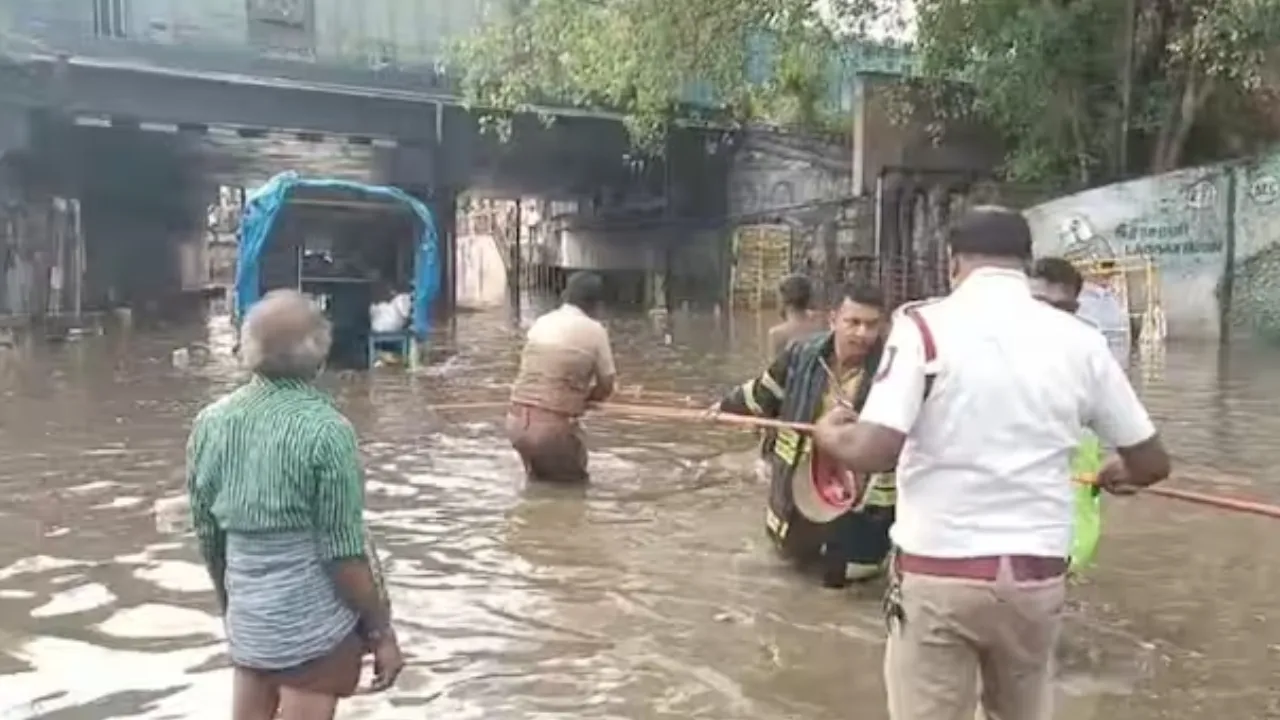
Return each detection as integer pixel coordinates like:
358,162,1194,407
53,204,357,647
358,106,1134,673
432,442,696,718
507,271,617,483
812,206,1172,720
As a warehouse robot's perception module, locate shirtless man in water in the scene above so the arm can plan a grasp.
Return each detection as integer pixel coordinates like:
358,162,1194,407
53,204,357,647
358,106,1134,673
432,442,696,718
767,275,826,361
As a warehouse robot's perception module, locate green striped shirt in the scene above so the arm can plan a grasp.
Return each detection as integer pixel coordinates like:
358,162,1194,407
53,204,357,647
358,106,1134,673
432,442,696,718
186,376,366,571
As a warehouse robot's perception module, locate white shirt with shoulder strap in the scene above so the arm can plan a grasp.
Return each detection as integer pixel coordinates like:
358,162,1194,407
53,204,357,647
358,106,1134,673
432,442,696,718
860,267,1156,559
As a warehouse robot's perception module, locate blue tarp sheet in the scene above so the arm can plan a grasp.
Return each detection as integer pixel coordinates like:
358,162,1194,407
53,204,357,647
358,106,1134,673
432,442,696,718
234,171,439,338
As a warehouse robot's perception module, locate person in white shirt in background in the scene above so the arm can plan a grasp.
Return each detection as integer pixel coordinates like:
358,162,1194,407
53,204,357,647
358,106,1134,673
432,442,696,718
811,206,1171,720
369,285,411,334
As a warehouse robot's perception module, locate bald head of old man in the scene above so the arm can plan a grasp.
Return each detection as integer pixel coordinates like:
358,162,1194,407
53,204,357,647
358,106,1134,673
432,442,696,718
240,289,332,380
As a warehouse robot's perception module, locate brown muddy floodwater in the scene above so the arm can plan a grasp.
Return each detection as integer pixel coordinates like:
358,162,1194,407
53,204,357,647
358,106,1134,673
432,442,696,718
0,304,1278,719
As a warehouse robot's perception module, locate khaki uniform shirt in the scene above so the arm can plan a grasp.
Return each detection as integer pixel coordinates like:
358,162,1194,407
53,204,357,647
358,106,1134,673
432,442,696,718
510,304,616,416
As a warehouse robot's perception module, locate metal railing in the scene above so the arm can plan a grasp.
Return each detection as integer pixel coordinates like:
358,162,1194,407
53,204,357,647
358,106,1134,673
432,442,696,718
842,254,950,309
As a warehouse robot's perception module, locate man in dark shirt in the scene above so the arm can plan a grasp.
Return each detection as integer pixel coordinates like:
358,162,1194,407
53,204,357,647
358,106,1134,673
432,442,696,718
717,283,895,587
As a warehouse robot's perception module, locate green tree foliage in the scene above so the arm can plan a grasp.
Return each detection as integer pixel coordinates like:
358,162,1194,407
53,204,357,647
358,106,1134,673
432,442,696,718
451,0,871,149
906,0,1280,188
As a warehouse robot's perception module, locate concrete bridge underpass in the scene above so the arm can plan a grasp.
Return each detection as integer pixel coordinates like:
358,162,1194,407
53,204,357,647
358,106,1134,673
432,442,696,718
0,55,711,322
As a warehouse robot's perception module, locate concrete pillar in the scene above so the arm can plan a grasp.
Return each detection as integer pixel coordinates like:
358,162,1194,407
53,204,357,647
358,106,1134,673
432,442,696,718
394,184,457,322
70,125,203,314
0,107,43,318
379,124,458,324
851,73,868,198
433,188,458,319
374,143,436,188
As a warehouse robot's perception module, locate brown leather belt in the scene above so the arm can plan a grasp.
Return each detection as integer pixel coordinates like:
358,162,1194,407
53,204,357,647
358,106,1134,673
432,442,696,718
895,553,1067,582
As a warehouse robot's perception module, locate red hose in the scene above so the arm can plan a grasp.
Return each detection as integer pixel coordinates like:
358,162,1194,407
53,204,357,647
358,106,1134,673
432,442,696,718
1141,485,1280,520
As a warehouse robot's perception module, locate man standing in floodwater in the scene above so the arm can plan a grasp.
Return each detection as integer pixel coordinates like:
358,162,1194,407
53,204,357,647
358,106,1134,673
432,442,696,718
1029,256,1108,572
767,274,826,360
812,207,1171,720
187,290,403,720
507,271,617,483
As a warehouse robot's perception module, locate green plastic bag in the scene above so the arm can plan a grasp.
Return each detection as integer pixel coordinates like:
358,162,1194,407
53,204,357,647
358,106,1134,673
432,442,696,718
1068,433,1104,572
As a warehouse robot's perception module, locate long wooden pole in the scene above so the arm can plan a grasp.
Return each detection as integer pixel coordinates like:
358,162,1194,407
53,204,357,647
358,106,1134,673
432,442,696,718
423,400,817,432
602,403,1280,518
597,401,816,433
613,403,1280,519
423,400,1280,519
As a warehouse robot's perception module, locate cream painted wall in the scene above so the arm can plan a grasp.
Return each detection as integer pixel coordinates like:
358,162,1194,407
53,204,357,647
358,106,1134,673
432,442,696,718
1025,148,1280,342
455,232,507,309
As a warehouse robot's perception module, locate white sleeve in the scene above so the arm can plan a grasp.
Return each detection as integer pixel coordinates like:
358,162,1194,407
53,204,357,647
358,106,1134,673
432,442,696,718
1084,337,1156,448
858,315,928,434
392,293,412,319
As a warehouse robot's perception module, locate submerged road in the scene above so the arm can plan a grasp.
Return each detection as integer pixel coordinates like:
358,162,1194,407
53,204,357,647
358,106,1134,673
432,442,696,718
0,305,1277,719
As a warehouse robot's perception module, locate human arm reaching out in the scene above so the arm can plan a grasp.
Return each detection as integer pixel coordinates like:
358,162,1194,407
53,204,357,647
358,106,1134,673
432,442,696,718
714,347,794,419
588,326,617,403
1084,340,1171,494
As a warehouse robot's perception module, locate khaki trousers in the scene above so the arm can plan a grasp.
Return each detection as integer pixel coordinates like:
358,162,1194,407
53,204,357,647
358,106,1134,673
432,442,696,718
884,558,1066,720
505,404,589,483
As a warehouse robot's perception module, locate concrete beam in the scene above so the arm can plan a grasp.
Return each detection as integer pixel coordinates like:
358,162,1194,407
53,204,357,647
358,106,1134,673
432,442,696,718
375,144,438,188
29,59,441,143
0,58,675,199
437,107,637,196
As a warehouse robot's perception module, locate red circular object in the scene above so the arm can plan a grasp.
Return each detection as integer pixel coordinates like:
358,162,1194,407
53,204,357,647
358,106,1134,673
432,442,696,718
810,449,862,509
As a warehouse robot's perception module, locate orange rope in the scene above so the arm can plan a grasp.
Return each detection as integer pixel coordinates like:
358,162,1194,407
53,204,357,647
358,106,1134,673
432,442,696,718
596,401,817,433
425,400,1280,520
423,401,511,412
424,400,816,432
1130,485,1280,520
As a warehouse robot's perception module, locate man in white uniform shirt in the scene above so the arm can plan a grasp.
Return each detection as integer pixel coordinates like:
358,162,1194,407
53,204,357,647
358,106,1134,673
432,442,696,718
813,206,1171,720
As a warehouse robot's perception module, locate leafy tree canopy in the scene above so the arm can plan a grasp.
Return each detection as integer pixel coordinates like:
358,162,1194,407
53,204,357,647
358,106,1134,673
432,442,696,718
453,0,1280,190
450,0,880,149
905,0,1280,188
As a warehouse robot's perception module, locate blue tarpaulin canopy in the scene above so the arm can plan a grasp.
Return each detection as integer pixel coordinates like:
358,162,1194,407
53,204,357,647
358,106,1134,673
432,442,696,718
234,171,439,338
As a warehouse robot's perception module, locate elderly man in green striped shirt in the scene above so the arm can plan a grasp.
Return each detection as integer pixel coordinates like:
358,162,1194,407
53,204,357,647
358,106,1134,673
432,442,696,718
187,289,403,720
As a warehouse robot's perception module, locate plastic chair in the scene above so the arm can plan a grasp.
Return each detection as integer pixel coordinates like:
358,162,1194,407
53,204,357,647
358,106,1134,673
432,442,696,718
367,331,414,369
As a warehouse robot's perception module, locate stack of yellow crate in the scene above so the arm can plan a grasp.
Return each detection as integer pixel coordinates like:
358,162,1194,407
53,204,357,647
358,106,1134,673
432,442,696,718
730,225,792,310
1072,255,1166,346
